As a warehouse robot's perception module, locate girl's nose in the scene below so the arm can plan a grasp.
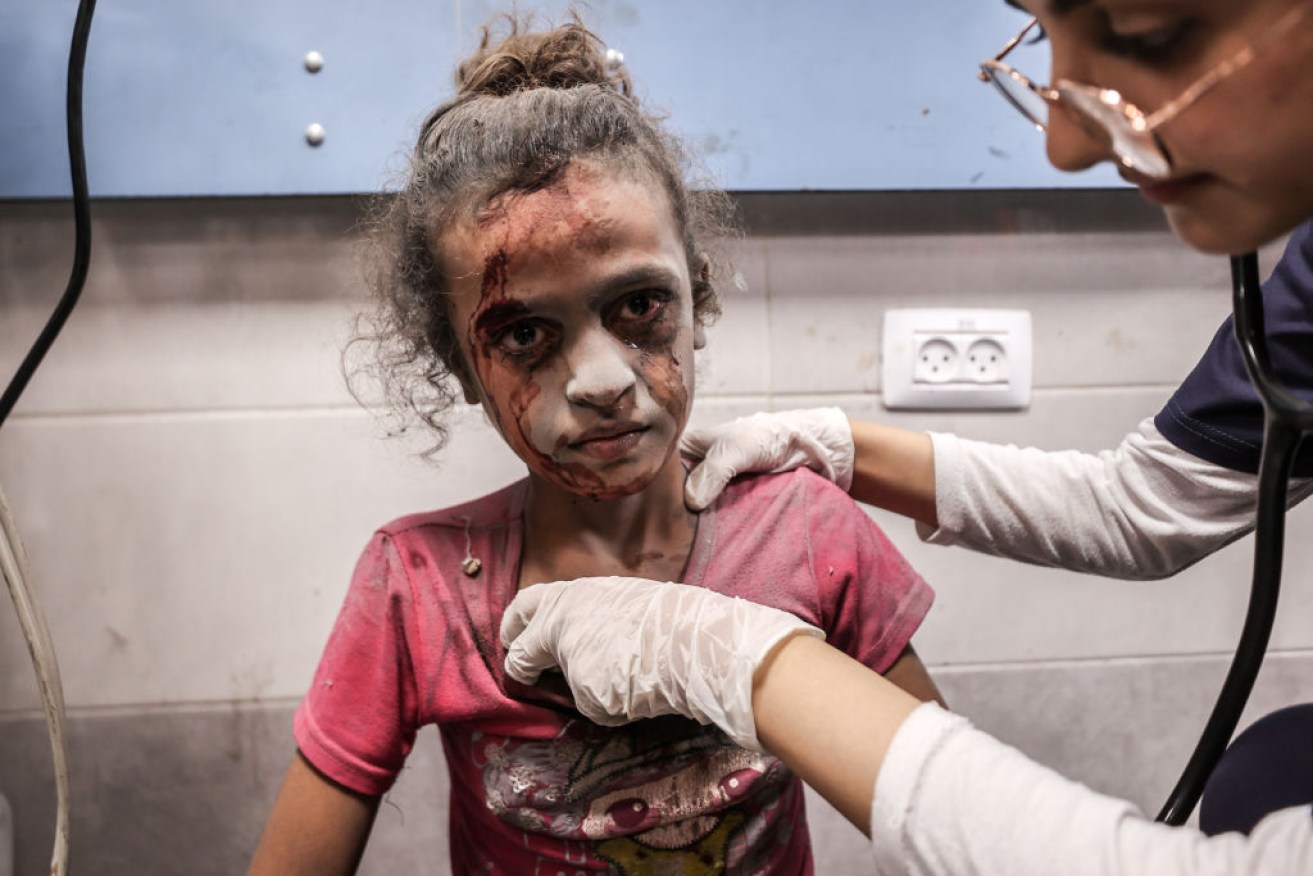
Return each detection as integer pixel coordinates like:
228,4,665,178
564,333,637,410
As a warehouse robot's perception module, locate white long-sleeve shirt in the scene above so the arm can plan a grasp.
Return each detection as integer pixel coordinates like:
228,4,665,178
869,704,1313,876
921,418,1313,580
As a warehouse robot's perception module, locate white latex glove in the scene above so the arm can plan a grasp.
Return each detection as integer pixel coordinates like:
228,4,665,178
501,577,823,751
681,408,855,511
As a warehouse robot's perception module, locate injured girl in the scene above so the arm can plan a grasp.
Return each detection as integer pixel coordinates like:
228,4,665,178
249,15,942,875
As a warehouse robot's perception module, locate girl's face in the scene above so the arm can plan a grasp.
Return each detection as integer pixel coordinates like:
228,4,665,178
1015,0,1313,253
439,161,701,502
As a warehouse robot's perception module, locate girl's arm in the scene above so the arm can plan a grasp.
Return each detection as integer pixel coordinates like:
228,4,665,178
752,633,918,830
881,644,945,708
248,751,379,876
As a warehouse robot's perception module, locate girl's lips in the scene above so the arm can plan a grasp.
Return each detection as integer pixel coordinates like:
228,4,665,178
569,427,648,461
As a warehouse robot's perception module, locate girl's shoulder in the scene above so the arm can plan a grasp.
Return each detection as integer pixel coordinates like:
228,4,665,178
376,478,530,541
718,465,852,509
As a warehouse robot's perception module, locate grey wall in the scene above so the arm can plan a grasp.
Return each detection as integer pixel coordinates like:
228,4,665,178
1,192,1311,874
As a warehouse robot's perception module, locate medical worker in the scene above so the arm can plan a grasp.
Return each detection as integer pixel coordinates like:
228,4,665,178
501,1,1313,872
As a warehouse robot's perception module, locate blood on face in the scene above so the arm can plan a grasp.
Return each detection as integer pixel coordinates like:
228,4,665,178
445,161,697,501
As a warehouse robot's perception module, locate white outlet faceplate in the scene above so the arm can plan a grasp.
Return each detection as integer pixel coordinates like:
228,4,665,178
882,309,1032,410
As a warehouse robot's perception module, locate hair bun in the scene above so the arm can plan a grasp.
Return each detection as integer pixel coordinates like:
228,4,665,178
455,15,632,99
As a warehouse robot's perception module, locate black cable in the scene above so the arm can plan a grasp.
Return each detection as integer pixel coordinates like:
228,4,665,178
0,0,98,431
1156,251,1312,825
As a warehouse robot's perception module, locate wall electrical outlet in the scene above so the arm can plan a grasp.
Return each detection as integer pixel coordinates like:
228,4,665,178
882,309,1032,410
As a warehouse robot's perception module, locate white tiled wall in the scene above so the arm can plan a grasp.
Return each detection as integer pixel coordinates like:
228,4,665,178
2,195,1311,870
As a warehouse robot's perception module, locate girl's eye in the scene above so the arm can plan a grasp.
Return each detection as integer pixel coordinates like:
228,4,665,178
613,291,666,323
496,321,547,354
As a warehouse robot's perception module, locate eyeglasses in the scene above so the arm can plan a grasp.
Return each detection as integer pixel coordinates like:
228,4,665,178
978,5,1309,180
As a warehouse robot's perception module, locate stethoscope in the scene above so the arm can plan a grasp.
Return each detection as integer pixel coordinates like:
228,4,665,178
1156,251,1313,825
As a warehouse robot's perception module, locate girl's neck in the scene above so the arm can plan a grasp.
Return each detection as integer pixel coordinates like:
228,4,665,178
518,453,697,588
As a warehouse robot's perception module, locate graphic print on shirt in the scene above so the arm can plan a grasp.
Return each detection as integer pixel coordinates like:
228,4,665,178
477,715,797,873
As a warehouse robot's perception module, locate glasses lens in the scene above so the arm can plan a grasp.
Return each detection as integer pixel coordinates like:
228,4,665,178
984,65,1049,130
1055,82,1171,179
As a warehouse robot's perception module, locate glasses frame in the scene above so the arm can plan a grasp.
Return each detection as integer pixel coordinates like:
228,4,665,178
978,5,1308,179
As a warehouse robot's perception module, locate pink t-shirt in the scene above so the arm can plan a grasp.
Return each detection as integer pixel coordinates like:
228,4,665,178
295,468,933,874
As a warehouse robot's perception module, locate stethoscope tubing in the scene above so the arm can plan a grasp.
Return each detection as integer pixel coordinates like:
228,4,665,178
1156,251,1311,825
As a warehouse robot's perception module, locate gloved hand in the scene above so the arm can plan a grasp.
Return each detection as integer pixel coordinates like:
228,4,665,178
501,577,823,751
681,408,855,511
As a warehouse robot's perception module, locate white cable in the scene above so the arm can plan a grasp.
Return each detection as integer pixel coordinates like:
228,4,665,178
0,481,70,875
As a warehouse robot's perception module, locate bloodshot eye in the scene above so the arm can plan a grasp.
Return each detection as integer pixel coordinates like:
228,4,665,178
616,291,665,322
495,320,548,355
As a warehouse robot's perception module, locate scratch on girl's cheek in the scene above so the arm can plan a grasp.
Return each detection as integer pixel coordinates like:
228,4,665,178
638,348,689,423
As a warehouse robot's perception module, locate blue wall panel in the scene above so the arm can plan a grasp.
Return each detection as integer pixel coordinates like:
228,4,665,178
1,0,1124,198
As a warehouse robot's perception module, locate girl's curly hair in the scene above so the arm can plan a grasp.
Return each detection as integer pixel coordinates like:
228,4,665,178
350,13,737,456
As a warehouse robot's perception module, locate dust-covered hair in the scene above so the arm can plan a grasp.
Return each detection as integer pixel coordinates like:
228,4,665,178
351,13,736,455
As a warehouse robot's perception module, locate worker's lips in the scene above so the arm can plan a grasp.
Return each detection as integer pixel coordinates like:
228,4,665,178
567,425,650,461
1123,171,1209,206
